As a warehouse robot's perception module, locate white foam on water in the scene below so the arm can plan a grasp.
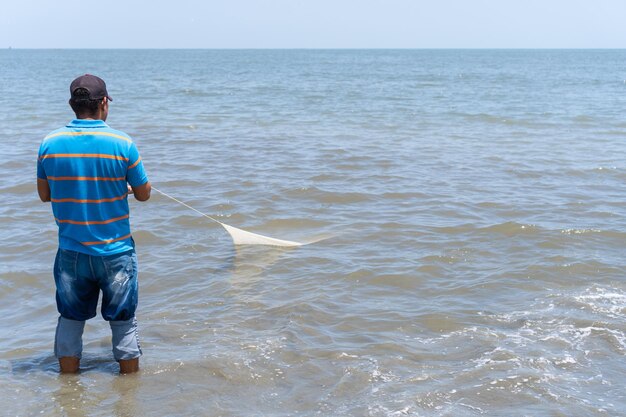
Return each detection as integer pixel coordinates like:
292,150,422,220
376,286,626,415
561,228,603,235
573,287,626,319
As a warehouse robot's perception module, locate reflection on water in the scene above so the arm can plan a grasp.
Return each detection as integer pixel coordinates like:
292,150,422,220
54,376,89,417
231,245,296,282
52,370,140,417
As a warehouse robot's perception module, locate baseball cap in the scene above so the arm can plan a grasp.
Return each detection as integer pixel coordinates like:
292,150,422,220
70,74,112,101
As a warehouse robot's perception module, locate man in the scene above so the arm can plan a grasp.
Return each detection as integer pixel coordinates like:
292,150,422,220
37,74,151,374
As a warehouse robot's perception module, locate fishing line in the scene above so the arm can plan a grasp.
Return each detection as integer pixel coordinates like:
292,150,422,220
152,187,303,247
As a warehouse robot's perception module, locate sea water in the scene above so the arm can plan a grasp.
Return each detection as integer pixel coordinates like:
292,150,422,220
1,49,625,416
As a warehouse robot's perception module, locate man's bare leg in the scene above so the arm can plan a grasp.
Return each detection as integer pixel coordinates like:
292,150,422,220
119,358,139,374
59,357,80,373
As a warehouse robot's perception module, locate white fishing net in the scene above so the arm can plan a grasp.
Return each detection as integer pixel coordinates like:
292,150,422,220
153,187,304,247
220,223,302,247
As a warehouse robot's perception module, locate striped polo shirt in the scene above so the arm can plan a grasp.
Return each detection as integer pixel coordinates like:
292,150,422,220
37,119,148,256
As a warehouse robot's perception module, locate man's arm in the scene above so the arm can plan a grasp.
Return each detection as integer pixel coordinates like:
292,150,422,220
37,178,51,202
131,181,151,201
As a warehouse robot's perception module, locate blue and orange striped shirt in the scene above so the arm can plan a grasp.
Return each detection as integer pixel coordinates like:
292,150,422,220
37,119,149,256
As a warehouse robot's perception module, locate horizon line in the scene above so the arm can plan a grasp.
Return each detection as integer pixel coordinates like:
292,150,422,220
4,46,626,51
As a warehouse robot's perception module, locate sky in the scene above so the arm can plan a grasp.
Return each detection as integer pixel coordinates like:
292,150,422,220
1,0,626,49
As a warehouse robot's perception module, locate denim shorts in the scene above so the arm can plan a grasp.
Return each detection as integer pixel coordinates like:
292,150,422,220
54,248,138,322
53,248,142,360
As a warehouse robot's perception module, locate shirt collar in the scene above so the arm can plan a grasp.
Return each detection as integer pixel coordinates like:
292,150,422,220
66,119,109,128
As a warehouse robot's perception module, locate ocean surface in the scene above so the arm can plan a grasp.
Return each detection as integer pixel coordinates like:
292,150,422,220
1,49,626,416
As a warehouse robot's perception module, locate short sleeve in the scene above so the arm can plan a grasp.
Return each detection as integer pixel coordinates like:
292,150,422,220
126,142,149,187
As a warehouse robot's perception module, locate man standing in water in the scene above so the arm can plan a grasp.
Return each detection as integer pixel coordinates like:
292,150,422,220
37,74,151,374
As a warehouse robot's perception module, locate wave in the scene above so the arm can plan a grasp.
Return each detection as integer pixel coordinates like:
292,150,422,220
285,187,374,204
479,221,541,236
0,183,34,195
